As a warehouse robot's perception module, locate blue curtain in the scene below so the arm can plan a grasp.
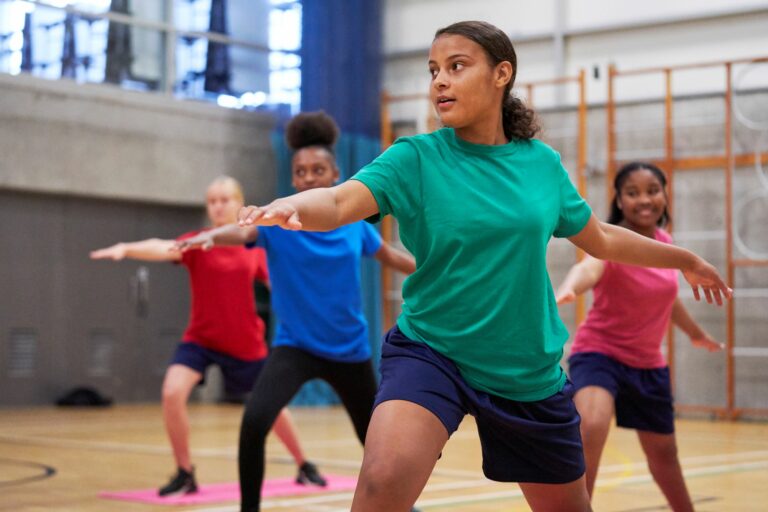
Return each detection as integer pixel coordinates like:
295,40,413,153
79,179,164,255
61,13,77,78
21,13,32,72
274,0,384,406
105,0,132,84
204,0,231,93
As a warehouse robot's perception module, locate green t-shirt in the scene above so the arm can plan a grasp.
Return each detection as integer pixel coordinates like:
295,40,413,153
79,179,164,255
352,128,592,402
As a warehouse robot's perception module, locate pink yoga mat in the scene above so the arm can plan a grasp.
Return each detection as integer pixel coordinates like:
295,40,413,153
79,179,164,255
99,475,358,506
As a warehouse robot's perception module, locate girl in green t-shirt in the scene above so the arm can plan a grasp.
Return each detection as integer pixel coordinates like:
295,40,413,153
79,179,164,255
234,21,730,512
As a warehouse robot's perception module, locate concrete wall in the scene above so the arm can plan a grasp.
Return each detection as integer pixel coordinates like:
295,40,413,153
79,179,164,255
0,73,278,406
0,73,277,207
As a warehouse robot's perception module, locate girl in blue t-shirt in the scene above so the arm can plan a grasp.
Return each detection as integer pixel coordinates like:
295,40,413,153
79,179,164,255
179,112,415,512
231,22,732,512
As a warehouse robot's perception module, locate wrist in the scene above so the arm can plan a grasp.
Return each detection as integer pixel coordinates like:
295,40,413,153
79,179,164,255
680,249,699,272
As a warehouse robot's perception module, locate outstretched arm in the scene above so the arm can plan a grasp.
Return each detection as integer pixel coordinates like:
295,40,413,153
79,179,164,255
374,242,416,275
90,238,181,262
671,298,724,352
555,256,605,305
568,215,731,305
238,181,378,232
174,224,258,252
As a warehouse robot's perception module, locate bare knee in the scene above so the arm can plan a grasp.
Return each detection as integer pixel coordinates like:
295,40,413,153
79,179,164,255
162,383,188,408
645,438,680,466
356,457,407,502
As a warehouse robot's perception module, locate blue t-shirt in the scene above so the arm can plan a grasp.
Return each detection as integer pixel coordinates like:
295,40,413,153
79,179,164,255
248,222,382,362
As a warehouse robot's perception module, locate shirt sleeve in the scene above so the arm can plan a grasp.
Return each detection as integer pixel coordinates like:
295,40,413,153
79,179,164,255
351,138,420,222
360,222,383,256
553,159,592,238
245,227,268,250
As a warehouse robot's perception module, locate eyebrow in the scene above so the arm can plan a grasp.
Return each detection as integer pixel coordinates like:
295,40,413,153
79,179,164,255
428,53,473,65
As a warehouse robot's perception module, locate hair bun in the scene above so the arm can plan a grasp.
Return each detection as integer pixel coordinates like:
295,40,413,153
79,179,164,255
285,111,340,150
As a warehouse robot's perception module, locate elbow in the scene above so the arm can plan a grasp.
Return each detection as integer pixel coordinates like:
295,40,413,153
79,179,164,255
582,224,612,260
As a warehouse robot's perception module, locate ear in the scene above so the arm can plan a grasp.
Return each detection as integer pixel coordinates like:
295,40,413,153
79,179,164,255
616,198,623,210
495,61,513,89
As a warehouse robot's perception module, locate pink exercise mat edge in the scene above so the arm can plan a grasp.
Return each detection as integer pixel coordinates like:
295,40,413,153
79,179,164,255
98,474,358,505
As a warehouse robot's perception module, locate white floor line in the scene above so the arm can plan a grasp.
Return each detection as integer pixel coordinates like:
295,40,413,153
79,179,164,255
406,459,768,510
199,459,768,512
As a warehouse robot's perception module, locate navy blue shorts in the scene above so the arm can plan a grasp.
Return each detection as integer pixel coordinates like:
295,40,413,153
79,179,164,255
170,342,266,396
568,352,674,434
374,327,585,484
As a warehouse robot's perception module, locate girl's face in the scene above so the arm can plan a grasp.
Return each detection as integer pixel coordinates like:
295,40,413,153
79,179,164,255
428,34,511,135
291,147,339,192
617,169,667,229
206,182,243,227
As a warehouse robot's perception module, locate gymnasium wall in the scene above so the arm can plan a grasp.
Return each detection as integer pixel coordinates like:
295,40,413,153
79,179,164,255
0,71,278,406
380,1,768,413
0,72,277,206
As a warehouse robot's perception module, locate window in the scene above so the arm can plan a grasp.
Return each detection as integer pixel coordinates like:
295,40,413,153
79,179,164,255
0,0,303,112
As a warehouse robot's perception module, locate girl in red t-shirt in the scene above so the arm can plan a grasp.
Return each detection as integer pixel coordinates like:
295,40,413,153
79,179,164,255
91,177,325,496
556,162,723,511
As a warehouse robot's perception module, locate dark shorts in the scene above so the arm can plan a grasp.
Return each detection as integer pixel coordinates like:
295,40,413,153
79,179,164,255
374,326,585,484
170,342,266,396
568,352,674,434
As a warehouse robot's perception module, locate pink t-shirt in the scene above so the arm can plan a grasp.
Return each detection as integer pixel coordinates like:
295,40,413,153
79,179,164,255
570,229,678,369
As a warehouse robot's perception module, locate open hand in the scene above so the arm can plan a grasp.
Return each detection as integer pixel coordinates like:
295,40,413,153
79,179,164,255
681,257,732,306
173,233,214,253
555,289,577,305
691,334,725,352
90,244,126,261
238,201,302,230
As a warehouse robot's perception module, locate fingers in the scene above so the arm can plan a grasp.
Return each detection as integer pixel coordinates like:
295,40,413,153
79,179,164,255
703,287,713,304
239,206,265,226
90,249,114,260
712,287,723,306
238,203,301,229
691,285,701,302
285,211,303,230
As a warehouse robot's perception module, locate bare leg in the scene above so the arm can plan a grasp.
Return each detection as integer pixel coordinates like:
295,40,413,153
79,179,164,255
161,364,203,471
573,386,615,497
637,430,694,512
351,400,449,512
271,407,305,466
519,476,592,512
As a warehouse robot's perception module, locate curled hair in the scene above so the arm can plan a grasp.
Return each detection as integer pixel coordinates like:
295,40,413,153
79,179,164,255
434,21,539,141
608,162,671,227
285,111,340,153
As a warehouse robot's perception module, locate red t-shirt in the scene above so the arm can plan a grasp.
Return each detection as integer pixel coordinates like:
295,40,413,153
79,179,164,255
177,230,269,361
571,229,679,368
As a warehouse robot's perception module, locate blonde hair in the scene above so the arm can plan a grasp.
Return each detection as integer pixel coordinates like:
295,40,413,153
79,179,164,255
207,175,244,204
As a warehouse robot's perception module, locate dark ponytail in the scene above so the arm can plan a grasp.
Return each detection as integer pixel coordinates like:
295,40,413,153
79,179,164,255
608,161,671,227
435,21,539,141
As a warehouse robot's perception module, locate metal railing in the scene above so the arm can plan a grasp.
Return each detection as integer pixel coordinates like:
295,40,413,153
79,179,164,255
0,0,300,109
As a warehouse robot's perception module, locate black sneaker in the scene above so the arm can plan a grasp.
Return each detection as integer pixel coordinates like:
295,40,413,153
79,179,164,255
158,466,198,496
295,461,327,487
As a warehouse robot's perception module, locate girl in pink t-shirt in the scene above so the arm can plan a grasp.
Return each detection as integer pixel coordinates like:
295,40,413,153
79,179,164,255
556,162,723,511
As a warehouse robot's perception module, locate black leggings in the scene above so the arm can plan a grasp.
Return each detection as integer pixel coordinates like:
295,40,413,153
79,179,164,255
239,346,377,512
